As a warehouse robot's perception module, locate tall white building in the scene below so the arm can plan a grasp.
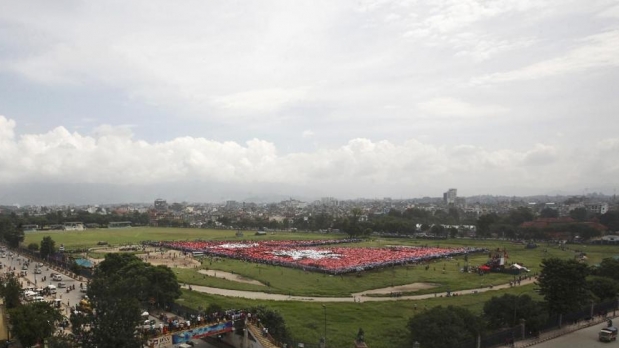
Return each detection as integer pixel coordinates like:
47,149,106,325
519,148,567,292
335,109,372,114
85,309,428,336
443,188,457,205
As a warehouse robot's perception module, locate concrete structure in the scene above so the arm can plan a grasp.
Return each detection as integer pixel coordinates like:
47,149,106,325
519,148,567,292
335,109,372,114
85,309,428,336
154,199,168,211
443,188,457,205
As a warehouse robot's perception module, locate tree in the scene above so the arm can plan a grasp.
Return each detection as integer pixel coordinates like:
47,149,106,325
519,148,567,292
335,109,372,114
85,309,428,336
408,306,483,348
40,236,56,259
339,208,364,238
0,273,22,309
596,258,619,281
27,242,39,251
430,224,445,237
9,302,63,347
600,211,619,232
449,227,458,239
569,208,588,222
537,258,589,327
84,253,180,348
507,207,534,226
250,306,290,343
539,208,559,219
588,276,619,302
476,213,499,237
0,219,24,248
483,294,548,332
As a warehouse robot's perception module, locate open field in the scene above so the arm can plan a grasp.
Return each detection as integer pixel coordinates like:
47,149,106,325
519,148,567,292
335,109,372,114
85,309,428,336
179,283,545,348
24,227,619,348
24,227,338,249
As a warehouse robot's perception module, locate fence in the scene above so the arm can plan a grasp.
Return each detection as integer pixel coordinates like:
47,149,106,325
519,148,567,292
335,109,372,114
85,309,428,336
454,299,618,348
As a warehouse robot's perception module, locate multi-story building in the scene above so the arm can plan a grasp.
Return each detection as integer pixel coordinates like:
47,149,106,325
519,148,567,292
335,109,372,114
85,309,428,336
154,199,168,211
443,188,457,205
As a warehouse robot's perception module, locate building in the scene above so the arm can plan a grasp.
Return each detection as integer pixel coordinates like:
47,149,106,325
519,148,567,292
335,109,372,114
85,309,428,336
584,202,609,215
443,188,457,205
154,199,168,212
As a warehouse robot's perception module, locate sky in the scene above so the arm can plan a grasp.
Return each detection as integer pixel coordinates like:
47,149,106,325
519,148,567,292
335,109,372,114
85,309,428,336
1,0,619,204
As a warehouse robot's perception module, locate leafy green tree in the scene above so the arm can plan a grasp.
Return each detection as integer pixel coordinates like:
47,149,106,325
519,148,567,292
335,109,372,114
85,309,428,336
483,294,548,331
27,242,39,251
588,276,619,302
88,296,142,348
40,236,56,259
596,258,619,281
569,208,589,222
430,224,445,237
250,306,290,343
537,258,589,327
84,253,180,348
408,306,483,348
507,207,534,226
0,219,24,248
0,273,22,309
9,302,63,347
539,207,559,218
48,332,79,348
600,211,619,231
476,213,499,237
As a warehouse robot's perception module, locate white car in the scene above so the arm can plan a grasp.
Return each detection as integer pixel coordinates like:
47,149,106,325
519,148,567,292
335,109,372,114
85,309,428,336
52,275,62,281
34,268,42,274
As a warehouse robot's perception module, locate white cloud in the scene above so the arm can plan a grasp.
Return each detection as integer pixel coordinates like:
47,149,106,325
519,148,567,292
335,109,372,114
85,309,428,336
0,116,616,195
302,130,314,139
417,97,508,118
473,30,619,84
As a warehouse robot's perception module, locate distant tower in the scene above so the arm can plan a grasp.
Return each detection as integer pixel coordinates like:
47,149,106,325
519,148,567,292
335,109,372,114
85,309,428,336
443,188,457,205
154,198,168,211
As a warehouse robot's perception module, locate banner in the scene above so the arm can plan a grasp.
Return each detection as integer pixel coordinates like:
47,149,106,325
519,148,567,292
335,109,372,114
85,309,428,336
147,335,172,348
172,321,234,344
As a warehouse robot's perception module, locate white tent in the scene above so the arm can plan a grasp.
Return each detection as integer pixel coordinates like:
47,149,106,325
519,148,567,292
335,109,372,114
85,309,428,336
141,311,149,316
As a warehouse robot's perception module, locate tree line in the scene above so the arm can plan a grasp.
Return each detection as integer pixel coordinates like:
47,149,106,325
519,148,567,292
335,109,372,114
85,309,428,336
407,256,619,348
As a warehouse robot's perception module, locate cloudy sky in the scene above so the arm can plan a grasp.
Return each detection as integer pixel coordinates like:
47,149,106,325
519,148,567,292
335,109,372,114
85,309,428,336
1,0,619,204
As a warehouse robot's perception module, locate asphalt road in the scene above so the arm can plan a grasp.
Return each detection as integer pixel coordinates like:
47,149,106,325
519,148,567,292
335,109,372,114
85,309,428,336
534,323,616,348
1,251,87,316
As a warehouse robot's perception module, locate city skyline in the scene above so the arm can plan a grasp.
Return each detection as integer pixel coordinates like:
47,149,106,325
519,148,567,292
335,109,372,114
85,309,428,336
1,1,618,204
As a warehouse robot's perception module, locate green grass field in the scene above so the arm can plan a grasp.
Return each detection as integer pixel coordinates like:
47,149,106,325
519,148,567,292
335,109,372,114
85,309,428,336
24,227,619,348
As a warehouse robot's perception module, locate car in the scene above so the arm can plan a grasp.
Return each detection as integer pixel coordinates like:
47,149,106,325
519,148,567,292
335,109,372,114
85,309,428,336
34,268,42,274
80,286,88,293
52,275,62,281
58,282,66,288
21,265,28,270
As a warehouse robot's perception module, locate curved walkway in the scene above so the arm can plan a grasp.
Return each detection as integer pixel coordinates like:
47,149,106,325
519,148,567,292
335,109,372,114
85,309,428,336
183,277,537,302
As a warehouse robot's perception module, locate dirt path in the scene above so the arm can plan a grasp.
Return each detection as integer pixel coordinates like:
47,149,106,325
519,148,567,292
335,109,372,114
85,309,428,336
198,270,266,286
183,277,537,302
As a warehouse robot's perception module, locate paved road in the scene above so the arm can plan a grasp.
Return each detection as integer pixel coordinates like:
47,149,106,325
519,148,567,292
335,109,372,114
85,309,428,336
1,251,87,317
533,323,614,348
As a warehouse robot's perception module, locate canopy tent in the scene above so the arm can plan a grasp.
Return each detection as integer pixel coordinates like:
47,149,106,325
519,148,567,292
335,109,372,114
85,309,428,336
511,264,530,272
141,311,149,316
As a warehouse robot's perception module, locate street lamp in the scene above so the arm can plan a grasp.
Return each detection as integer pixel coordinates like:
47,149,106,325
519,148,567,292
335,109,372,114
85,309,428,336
322,305,327,348
512,291,532,326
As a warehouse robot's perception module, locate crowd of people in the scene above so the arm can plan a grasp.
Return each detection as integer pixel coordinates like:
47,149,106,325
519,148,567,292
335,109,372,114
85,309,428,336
147,240,487,274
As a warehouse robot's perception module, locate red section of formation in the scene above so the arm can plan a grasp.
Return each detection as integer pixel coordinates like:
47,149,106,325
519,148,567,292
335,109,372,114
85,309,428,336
154,239,480,274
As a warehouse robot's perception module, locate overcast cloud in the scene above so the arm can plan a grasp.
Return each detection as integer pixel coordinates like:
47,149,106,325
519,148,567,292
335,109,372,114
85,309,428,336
0,0,618,204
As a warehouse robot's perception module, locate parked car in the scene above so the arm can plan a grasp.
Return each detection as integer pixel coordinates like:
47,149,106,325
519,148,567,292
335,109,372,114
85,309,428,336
34,268,42,274
58,282,66,288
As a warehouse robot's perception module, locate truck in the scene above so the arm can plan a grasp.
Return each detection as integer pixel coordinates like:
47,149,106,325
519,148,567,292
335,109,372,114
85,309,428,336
599,326,618,342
